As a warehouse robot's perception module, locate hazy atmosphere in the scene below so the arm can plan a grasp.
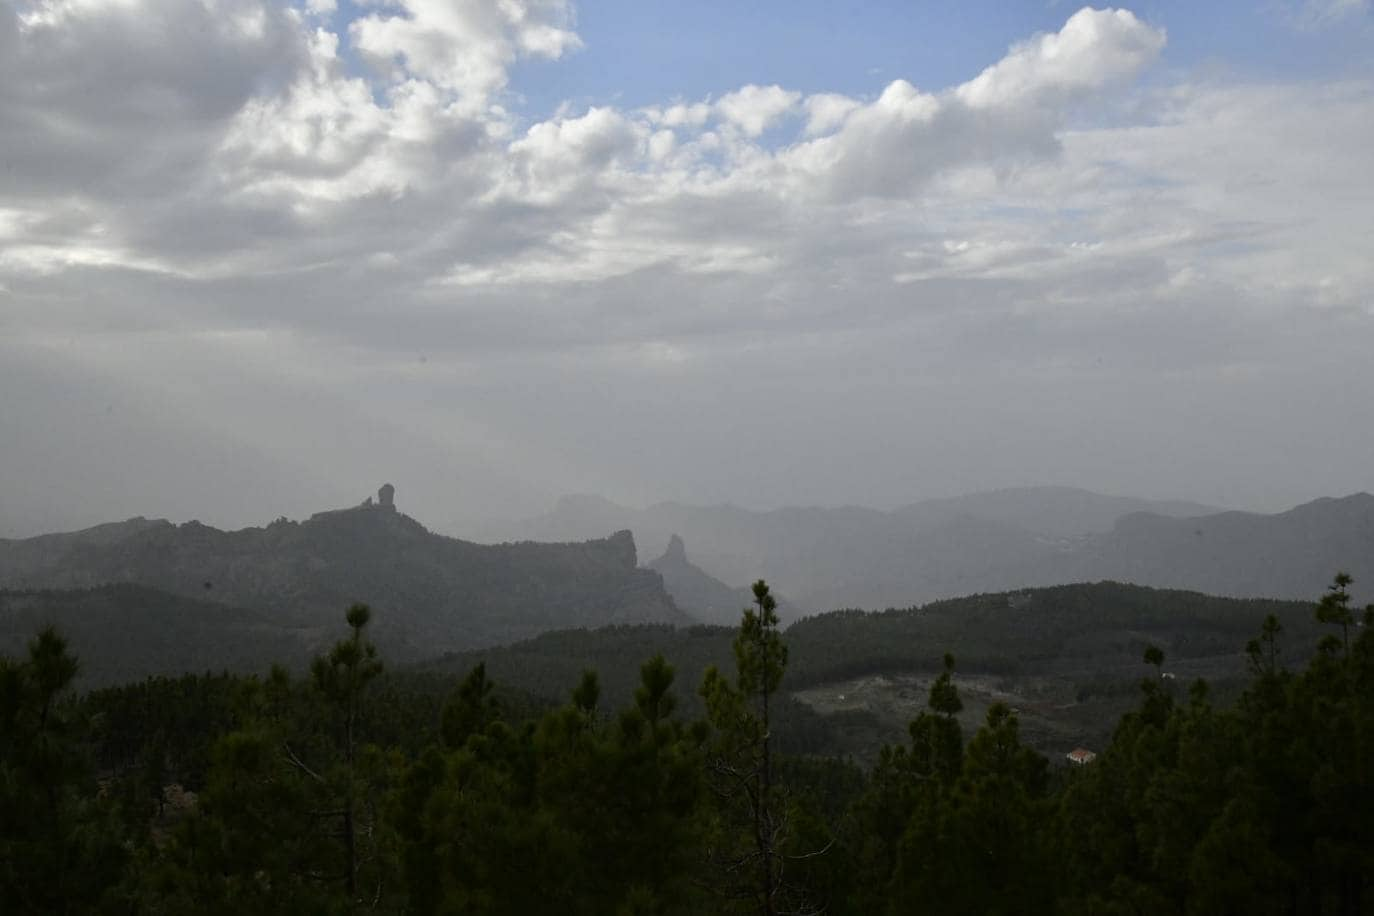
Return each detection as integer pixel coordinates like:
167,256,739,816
3,0,1374,537
5,6,1374,913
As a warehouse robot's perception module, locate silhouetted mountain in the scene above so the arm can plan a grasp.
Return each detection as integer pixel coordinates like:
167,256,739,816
0,517,169,579
791,513,1068,612
893,486,1219,537
646,534,797,624
1077,493,1374,602
501,495,1000,610
0,584,314,687
0,486,688,656
500,489,1370,611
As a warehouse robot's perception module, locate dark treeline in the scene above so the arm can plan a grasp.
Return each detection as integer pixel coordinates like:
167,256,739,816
422,582,1324,714
1,578,1371,914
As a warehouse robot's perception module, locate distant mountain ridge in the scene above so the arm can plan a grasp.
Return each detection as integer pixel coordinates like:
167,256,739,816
892,486,1219,537
0,486,688,657
498,488,1373,612
1079,493,1374,602
646,534,797,625
5,485,1370,663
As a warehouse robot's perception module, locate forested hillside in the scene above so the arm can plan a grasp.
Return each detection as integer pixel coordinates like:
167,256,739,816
0,578,1325,753
426,581,1325,757
1,577,1369,913
0,584,314,686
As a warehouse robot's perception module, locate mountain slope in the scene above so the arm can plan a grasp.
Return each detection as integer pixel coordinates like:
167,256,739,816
893,486,1219,537
0,486,688,656
501,489,1370,611
423,581,1328,757
506,495,1052,611
0,584,314,687
646,534,800,624
1079,493,1374,602
646,534,748,625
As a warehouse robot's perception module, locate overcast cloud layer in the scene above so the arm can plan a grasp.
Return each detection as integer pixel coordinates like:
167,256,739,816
2,1,1373,538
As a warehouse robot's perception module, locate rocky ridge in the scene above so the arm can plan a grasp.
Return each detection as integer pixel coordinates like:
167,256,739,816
0,486,688,657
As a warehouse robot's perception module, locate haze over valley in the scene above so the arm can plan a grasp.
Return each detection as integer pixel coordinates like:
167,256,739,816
503,486,1374,614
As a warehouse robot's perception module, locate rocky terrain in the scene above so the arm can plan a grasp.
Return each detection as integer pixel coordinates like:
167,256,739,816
0,486,688,657
646,533,798,625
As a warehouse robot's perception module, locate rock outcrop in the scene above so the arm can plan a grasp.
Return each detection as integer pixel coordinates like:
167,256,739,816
647,533,795,625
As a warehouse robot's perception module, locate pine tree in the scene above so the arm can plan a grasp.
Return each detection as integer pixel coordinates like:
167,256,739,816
701,580,823,915
1316,571,1356,653
0,627,127,914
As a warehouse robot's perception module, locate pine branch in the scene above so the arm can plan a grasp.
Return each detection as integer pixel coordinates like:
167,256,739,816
282,741,327,785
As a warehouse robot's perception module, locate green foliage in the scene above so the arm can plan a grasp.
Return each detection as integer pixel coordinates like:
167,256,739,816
120,605,397,912
847,654,1051,914
700,581,828,915
422,582,1328,761
783,583,1326,689
1245,612,1283,676
1,574,1372,913
0,627,127,914
906,652,965,784
1053,573,1374,914
396,653,709,915
0,584,308,686
441,661,500,749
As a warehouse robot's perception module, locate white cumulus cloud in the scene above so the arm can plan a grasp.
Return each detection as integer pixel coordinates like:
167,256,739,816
715,84,802,137
349,0,581,109
957,7,1166,109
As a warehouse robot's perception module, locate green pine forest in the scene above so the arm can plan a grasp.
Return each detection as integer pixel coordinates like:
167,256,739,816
2,577,1372,915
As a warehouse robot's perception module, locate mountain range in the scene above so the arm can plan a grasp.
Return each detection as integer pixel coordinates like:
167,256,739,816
0,485,686,658
4,483,1370,678
496,487,1374,613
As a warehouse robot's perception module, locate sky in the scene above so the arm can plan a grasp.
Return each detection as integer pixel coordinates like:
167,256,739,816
2,0,1373,538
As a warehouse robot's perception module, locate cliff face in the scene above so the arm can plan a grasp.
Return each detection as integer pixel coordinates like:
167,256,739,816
647,534,747,625
647,534,799,625
0,489,687,657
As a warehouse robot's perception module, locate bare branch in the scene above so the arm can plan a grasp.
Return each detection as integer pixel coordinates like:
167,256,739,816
282,741,327,784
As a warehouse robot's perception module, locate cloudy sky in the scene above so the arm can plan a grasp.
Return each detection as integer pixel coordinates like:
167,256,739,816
2,0,1372,538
